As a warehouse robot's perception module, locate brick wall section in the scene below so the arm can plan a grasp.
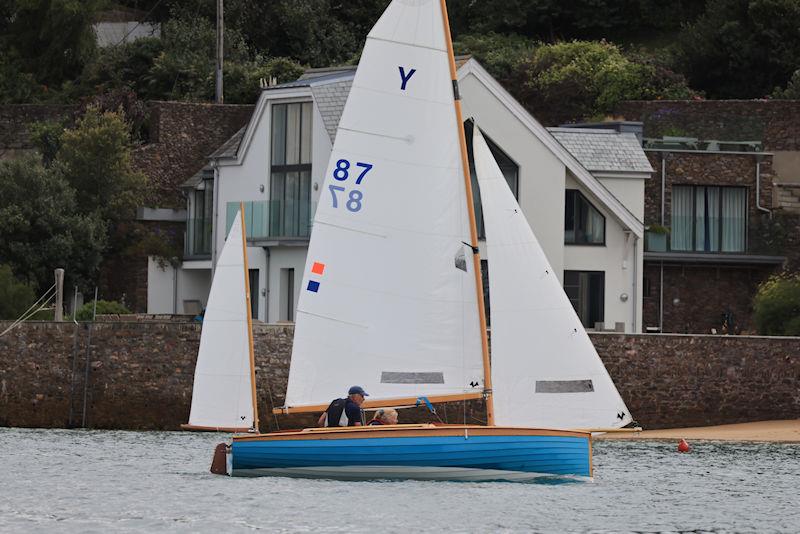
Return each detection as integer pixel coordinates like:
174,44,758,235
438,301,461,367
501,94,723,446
133,101,254,209
1,322,797,431
642,263,769,334
616,100,800,151
644,151,776,246
641,146,789,334
0,104,77,151
593,332,800,428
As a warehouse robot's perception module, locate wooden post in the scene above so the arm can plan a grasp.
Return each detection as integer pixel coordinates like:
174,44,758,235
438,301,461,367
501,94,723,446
439,0,495,426
215,0,224,104
54,268,64,322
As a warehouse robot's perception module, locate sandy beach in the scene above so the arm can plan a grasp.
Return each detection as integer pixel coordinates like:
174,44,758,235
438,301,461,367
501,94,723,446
599,419,800,442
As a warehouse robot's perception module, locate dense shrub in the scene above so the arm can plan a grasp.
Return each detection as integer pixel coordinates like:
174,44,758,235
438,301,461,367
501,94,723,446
75,300,131,321
753,273,800,336
0,265,36,320
513,40,696,124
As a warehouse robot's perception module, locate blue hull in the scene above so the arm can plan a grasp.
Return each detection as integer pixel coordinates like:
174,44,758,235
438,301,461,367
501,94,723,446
230,428,591,481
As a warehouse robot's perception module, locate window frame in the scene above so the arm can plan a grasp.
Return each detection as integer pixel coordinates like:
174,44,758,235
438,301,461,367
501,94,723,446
564,270,605,329
269,100,313,238
564,189,607,246
671,184,748,253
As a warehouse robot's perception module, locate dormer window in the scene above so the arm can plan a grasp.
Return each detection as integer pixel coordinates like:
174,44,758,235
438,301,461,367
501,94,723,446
565,189,605,245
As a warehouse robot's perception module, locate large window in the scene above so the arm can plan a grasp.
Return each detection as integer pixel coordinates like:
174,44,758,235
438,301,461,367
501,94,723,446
186,170,213,257
464,121,519,238
565,190,605,245
671,185,746,252
270,102,312,237
564,271,605,328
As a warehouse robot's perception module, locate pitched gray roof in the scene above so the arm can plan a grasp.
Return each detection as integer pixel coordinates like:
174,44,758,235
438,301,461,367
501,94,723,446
312,79,353,143
210,126,246,159
548,128,654,174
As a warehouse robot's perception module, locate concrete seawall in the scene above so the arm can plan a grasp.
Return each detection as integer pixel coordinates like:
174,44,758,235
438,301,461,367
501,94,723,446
0,321,798,430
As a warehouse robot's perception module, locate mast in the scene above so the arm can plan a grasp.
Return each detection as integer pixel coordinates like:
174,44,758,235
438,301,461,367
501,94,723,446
439,0,495,426
240,202,260,431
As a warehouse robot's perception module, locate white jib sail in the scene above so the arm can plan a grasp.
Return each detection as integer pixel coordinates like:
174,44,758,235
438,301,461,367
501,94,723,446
187,211,254,429
473,126,633,430
284,0,484,409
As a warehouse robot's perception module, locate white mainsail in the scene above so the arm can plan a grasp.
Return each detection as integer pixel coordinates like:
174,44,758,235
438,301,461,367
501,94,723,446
186,211,254,430
473,126,633,429
284,0,484,409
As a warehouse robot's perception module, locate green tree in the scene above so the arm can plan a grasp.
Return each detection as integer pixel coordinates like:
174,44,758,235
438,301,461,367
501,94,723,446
0,264,36,320
0,156,107,293
55,107,147,221
512,41,695,125
753,273,800,336
454,33,535,84
676,0,800,98
771,69,800,99
1,0,102,88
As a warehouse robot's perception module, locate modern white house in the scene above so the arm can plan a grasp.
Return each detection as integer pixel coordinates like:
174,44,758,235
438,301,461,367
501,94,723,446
147,58,652,333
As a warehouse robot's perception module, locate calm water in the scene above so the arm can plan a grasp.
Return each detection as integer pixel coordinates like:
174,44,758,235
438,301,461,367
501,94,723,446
1,428,798,533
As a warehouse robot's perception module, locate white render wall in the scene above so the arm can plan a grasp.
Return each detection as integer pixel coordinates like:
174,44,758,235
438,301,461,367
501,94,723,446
459,71,567,281
174,73,645,331
563,174,643,332
147,257,176,313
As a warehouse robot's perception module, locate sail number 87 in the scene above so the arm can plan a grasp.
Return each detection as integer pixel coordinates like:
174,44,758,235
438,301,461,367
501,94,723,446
329,159,372,213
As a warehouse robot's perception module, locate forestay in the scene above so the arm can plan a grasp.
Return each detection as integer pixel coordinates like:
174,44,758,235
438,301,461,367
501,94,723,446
472,127,633,429
187,212,254,430
284,0,484,409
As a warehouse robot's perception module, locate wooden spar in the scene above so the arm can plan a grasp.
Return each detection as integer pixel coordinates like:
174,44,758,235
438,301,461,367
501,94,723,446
272,392,485,415
240,202,260,432
181,424,252,433
439,0,495,426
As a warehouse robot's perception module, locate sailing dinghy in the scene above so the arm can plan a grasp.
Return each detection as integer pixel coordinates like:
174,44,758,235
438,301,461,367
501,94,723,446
194,0,633,481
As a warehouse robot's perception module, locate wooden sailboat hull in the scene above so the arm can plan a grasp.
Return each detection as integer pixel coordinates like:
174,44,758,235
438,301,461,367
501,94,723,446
228,425,592,481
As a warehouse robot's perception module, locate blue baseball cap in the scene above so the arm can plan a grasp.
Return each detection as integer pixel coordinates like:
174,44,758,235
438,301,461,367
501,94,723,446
348,385,369,396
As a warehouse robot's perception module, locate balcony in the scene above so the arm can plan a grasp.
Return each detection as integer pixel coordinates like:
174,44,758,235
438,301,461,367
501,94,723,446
226,200,315,242
185,217,213,259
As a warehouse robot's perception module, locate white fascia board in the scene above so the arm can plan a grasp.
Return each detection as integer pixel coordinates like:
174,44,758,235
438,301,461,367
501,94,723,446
457,59,644,238
214,87,313,168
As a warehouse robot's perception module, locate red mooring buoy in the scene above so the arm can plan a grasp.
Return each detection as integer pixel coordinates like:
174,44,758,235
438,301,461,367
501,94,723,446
678,438,691,453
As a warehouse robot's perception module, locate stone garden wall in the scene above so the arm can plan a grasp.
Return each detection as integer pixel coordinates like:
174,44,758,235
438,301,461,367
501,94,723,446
0,322,797,431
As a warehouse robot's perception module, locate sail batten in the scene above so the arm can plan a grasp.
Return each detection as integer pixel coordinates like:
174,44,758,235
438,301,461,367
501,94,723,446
473,126,633,430
284,0,484,409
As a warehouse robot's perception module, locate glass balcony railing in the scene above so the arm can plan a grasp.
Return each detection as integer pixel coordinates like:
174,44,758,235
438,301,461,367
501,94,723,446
185,217,213,258
226,200,316,240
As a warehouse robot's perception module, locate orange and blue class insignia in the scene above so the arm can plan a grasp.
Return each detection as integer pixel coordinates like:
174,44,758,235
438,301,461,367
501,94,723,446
307,261,325,292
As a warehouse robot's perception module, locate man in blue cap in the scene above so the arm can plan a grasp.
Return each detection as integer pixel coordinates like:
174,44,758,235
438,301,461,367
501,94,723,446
317,386,368,427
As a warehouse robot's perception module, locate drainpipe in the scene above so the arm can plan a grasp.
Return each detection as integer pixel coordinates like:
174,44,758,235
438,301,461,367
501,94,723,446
264,247,270,324
755,156,771,218
659,260,664,333
632,236,638,333
661,154,666,226
211,160,220,276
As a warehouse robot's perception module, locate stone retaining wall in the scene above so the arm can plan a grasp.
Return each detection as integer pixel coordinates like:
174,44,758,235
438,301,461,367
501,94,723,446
0,322,797,431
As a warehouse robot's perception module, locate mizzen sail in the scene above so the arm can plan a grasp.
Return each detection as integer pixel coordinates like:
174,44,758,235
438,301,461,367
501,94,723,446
473,126,633,430
283,0,484,411
186,211,255,430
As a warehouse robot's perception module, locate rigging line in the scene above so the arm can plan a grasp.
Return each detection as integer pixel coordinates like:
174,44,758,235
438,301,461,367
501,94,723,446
0,284,57,337
264,377,281,432
113,0,166,47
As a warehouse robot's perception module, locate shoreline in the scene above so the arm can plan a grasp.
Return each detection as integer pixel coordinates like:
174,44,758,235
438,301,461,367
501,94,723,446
598,419,800,443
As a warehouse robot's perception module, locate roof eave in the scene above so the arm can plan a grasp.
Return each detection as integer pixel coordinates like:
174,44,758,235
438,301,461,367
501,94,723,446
458,59,644,238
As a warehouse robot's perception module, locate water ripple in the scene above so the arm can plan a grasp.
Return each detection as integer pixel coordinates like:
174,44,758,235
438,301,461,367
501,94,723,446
1,428,798,533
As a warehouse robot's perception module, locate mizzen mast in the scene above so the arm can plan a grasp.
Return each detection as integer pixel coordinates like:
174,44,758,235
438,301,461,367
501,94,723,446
438,0,495,426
